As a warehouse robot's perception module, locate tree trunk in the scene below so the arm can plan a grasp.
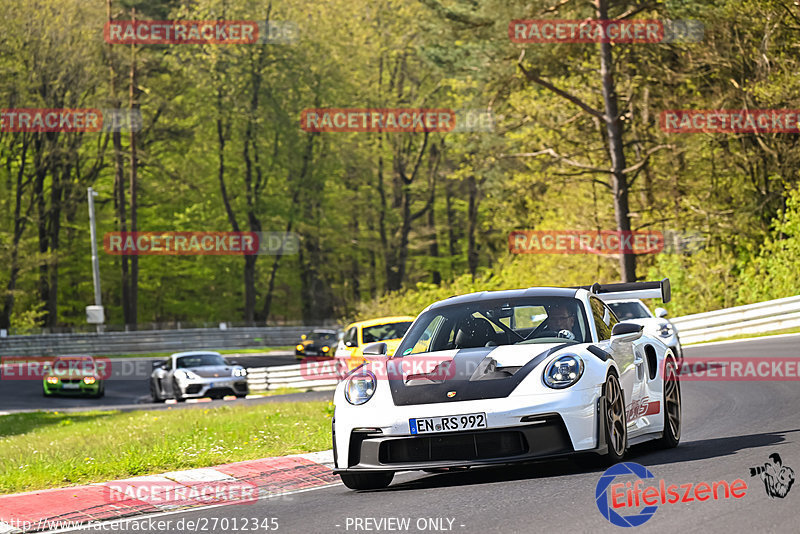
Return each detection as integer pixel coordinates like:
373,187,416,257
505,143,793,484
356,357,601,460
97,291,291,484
1,137,31,329
128,10,139,328
597,0,635,282
108,0,130,325
466,174,479,280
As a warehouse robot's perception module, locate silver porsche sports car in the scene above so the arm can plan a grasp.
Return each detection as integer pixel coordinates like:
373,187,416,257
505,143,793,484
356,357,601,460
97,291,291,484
149,351,248,402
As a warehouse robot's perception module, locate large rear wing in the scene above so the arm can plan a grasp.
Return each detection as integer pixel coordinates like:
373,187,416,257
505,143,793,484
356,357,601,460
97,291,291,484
573,278,671,303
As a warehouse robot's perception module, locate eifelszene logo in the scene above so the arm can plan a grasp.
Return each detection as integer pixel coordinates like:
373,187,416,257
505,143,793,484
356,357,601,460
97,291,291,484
750,453,795,498
595,462,747,527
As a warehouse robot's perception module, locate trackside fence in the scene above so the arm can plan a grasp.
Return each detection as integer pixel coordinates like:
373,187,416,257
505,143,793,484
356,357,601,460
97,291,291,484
670,295,800,344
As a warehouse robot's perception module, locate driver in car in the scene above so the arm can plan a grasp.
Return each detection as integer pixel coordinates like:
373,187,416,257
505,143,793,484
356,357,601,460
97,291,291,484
547,307,577,341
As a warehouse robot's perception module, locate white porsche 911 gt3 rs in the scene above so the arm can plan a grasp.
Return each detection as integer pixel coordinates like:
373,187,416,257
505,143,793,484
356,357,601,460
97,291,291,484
332,279,682,490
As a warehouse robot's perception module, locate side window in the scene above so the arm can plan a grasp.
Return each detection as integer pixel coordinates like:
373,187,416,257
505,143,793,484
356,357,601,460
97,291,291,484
605,303,619,329
590,297,612,341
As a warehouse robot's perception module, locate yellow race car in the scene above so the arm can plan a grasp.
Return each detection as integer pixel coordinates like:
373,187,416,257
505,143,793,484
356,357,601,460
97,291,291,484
334,316,415,370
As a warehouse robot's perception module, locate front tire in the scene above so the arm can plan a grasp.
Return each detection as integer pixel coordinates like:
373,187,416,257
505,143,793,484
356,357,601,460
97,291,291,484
603,373,627,463
172,378,184,402
657,359,681,448
339,472,394,490
150,381,163,403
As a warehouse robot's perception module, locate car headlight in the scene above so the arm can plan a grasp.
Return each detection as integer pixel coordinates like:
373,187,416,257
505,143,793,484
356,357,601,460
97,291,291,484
233,368,247,377
83,376,96,385
296,344,304,351
543,354,584,389
322,346,330,353
46,376,59,384
658,323,674,338
344,370,377,405
175,370,200,380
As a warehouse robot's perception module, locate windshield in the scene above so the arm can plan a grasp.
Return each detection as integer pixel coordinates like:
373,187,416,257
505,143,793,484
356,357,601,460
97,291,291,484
176,353,226,368
309,332,336,342
396,297,590,356
362,322,413,343
608,301,650,320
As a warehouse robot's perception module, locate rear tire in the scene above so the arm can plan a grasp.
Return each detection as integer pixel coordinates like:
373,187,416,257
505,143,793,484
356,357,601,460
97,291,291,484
656,359,681,449
339,472,394,490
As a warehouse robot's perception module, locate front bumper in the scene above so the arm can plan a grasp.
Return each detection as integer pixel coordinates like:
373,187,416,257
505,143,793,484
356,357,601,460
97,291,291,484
43,379,102,396
333,387,602,472
335,414,574,473
177,378,248,398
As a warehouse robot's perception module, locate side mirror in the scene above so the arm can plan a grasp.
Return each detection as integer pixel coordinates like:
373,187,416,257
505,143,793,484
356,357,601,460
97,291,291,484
152,361,165,369
362,342,388,357
227,359,239,366
345,340,357,348
655,307,668,318
611,322,644,342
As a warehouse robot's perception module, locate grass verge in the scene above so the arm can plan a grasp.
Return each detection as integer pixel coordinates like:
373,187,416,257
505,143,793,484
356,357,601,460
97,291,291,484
685,326,800,345
0,400,332,495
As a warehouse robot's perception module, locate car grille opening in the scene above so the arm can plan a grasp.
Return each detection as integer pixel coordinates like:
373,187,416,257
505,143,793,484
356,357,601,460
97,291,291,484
379,429,528,464
185,384,203,394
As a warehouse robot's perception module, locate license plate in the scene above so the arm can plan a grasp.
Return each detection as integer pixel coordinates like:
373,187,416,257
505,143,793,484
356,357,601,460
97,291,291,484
409,413,487,435
62,383,80,390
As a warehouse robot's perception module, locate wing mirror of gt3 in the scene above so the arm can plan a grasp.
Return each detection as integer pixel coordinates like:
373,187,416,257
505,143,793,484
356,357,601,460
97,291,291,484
611,322,644,341
655,307,668,318
362,342,388,357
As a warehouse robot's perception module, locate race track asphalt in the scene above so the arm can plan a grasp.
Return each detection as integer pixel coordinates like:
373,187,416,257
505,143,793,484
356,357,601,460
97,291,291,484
52,333,800,533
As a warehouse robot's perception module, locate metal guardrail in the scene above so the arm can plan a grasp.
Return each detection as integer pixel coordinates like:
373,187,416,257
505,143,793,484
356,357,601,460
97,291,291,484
671,295,800,344
0,326,328,357
247,362,339,392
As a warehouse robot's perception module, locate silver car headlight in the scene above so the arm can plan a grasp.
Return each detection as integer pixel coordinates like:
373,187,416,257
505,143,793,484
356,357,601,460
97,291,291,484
233,368,247,377
658,323,674,338
543,354,584,389
344,370,377,405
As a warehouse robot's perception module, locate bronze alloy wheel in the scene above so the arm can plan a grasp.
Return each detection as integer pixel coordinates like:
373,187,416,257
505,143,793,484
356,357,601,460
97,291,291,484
605,374,627,459
658,359,682,448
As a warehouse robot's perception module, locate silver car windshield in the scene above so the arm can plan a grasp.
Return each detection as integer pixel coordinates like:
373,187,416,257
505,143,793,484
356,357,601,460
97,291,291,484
608,301,650,320
176,354,226,368
396,297,590,356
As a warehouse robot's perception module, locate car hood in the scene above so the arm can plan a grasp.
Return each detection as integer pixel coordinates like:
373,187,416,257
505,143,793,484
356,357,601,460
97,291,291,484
385,343,572,406
184,365,237,378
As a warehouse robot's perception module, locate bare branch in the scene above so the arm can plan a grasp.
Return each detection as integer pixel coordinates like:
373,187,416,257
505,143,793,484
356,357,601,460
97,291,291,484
516,50,606,120
501,148,612,174
621,144,677,174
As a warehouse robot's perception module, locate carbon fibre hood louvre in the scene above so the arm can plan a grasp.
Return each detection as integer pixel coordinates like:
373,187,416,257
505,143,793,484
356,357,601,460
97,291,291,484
388,344,571,406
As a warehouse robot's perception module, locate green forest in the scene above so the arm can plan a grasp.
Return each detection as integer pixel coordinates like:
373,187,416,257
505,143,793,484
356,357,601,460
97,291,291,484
1,0,799,332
